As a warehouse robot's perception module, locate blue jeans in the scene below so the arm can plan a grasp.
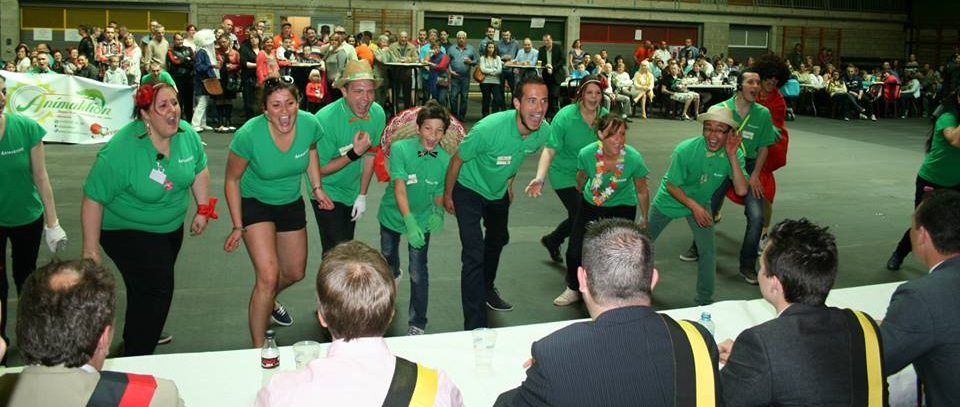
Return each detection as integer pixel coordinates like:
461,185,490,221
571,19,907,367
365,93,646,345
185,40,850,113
452,182,510,330
380,225,431,330
710,159,763,273
450,74,470,119
647,207,716,305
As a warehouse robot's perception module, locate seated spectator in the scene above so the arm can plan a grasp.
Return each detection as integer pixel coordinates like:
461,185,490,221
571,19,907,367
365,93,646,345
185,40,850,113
661,63,700,120
74,55,100,81
881,190,960,406
828,71,857,121
495,218,720,406
614,62,640,116
719,218,887,406
633,60,655,118
600,62,632,121
570,62,588,80
256,241,463,406
0,259,182,406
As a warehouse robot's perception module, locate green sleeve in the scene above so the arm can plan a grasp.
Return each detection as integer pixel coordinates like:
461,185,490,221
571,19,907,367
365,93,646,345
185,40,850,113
935,112,958,135
229,126,253,160
458,126,483,162
388,143,409,182
662,145,687,186
83,148,127,205
577,143,593,173
632,151,650,179
546,120,565,151
21,116,47,146
756,110,777,148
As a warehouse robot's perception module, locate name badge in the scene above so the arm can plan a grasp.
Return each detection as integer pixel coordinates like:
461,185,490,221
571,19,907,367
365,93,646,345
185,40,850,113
496,155,513,166
406,174,419,185
338,143,355,157
149,168,167,184
742,131,754,140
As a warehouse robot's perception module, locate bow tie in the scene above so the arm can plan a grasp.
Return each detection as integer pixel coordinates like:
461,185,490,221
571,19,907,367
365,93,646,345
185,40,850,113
418,150,438,158
348,114,370,123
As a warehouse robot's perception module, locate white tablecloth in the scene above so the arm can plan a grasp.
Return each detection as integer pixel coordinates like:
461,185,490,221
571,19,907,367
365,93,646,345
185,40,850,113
2,282,914,406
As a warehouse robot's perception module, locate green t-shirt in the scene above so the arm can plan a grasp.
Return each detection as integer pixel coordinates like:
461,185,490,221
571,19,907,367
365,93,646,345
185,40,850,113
230,111,323,205
720,97,778,159
141,71,177,87
578,144,649,208
0,113,46,226
457,110,551,200
378,138,451,234
652,136,747,219
315,98,386,204
83,120,207,233
918,112,960,186
546,103,608,189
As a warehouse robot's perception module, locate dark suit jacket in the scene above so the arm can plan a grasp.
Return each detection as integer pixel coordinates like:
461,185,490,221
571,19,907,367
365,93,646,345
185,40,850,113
495,305,720,407
881,255,960,406
536,45,565,85
721,303,886,406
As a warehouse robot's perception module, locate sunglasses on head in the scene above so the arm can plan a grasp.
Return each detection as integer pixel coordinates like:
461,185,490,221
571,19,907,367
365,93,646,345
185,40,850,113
264,75,295,88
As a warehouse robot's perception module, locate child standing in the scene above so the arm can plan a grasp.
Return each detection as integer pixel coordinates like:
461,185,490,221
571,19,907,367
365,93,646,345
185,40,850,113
103,55,128,85
305,69,325,113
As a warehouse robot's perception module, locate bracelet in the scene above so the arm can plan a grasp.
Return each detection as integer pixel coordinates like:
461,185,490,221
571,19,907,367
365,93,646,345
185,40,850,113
312,185,322,192
232,226,246,232
346,149,362,161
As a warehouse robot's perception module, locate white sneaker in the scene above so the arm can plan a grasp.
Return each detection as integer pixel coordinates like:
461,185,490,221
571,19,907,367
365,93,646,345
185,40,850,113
202,125,214,131
553,288,581,306
192,126,205,132
870,114,877,121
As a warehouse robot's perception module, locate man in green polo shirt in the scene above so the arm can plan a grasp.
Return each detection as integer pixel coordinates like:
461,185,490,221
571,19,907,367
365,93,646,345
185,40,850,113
313,60,383,253
647,105,748,305
443,75,551,329
140,62,178,89
682,68,777,285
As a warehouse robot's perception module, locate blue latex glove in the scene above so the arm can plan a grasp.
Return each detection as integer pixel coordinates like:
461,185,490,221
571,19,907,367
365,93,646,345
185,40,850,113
404,214,426,249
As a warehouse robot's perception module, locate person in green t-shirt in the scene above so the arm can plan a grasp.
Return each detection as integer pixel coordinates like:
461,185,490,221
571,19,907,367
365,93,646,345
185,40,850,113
683,69,777,286
552,115,650,307
223,76,334,348
312,60,382,253
0,74,68,343
81,82,212,356
647,105,749,305
377,100,452,335
887,90,960,270
140,61,178,89
443,75,552,329
525,75,608,264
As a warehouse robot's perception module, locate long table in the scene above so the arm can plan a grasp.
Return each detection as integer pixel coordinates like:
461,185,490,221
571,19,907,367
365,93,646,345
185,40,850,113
1,282,915,406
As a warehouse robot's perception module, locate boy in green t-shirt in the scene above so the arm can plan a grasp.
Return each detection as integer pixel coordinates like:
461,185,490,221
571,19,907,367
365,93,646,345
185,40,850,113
377,100,451,335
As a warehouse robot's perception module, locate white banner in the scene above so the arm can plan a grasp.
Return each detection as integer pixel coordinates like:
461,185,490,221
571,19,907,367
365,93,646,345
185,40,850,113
2,71,135,144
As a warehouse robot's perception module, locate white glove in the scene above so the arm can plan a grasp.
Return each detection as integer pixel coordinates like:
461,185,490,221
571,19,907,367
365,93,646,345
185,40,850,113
44,222,68,253
351,195,367,222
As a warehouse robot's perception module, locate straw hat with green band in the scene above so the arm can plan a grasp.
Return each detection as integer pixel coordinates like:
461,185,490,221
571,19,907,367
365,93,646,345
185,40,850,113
334,60,383,88
697,105,740,129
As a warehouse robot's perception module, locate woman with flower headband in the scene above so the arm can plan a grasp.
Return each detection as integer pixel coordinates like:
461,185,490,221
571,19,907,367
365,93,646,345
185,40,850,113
525,75,607,270
223,75,334,347
81,81,214,355
553,115,650,306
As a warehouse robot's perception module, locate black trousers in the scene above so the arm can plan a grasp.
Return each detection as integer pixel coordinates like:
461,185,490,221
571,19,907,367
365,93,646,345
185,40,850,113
172,75,194,123
543,187,580,248
100,226,184,356
893,176,960,259
0,215,43,342
452,182,510,330
311,200,356,254
565,199,636,290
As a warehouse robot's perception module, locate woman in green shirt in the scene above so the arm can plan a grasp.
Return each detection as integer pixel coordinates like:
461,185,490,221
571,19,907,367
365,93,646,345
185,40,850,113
525,76,607,264
223,76,334,347
554,115,650,306
0,73,67,345
82,82,213,356
887,90,960,270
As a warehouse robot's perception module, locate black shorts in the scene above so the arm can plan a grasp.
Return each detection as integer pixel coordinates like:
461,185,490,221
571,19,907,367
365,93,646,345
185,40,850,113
241,197,306,232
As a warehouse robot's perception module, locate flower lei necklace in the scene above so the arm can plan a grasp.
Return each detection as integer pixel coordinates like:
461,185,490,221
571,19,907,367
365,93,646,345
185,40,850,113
590,140,625,206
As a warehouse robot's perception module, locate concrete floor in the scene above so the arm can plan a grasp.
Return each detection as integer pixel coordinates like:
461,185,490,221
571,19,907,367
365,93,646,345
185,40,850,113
2,103,932,364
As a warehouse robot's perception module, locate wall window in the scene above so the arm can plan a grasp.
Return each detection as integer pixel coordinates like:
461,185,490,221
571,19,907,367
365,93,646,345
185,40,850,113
729,25,769,48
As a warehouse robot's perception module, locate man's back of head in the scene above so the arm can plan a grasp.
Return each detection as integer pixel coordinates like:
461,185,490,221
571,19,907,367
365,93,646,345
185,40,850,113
316,241,396,340
581,218,655,312
18,259,115,368
761,218,837,307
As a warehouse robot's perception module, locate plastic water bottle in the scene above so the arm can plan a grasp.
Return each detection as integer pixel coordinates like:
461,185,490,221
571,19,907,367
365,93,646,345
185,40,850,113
261,329,280,387
698,312,716,336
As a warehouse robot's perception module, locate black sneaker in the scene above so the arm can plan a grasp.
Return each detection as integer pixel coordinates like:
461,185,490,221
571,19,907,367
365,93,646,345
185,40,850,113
540,236,563,263
157,331,173,345
486,288,513,311
886,253,903,271
739,269,759,285
271,302,294,326
679,244,699,262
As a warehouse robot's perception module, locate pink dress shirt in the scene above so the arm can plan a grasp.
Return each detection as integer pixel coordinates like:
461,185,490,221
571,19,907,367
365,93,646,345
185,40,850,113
255,337,463,407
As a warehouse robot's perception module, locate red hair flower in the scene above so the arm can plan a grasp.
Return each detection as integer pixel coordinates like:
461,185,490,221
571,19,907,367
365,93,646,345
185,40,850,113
134,84,156,111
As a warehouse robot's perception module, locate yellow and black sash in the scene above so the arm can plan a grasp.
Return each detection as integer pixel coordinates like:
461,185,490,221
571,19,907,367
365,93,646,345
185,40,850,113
845,308,888,406
382,357,439,407
662,315,716,407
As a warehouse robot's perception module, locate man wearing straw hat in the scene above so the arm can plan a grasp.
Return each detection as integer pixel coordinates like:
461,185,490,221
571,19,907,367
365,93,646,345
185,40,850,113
312,60,385,253
646,105,748,305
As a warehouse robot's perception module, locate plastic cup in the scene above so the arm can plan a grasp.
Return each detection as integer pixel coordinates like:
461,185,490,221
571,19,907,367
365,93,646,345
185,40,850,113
292,340,322,369
536,60,542,67
472,328,497,372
